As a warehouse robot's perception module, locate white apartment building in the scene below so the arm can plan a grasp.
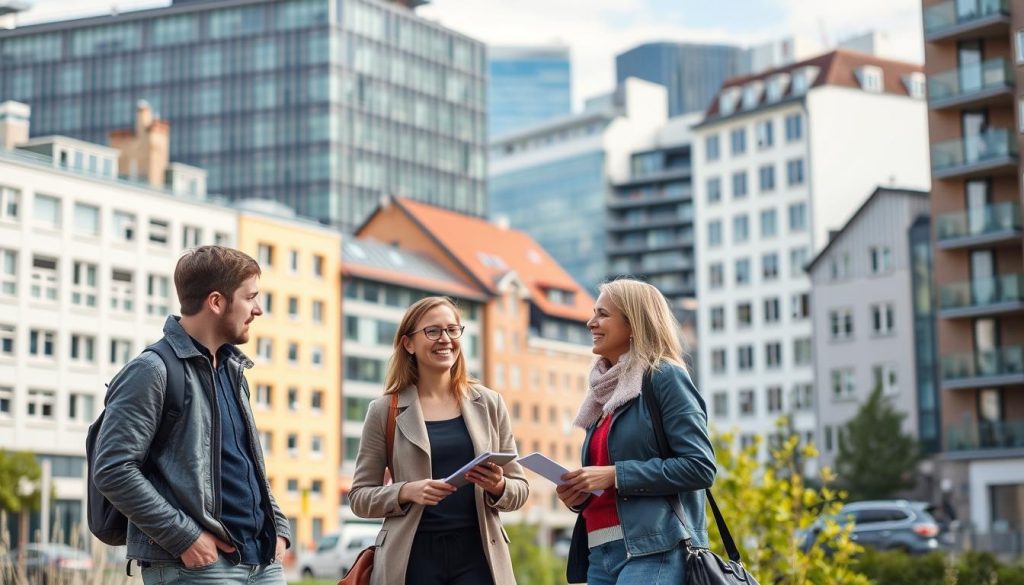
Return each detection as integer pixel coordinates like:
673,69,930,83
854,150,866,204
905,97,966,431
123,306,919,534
692,50,931,465
805,188,931,471
0,103,237,542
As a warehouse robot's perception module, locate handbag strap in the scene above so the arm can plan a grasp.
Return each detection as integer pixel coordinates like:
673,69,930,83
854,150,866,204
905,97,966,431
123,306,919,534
641,371,743,563
385,393,399,477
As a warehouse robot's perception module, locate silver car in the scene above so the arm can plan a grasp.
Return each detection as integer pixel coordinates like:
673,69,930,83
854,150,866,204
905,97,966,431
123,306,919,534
803,500,941,554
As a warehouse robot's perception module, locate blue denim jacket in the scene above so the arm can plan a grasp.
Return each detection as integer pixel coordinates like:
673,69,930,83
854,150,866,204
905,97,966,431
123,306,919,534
566,362,716,583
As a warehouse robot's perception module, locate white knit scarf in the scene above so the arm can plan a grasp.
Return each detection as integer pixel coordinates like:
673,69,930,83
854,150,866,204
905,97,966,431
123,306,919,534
573,353,645,429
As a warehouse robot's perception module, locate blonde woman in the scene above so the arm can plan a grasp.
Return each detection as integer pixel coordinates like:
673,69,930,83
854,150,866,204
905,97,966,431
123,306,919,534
350,296,528,585
556,278,716,584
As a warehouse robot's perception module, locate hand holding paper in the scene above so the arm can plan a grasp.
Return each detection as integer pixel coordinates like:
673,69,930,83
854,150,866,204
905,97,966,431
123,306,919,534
444,452,517,488
517,452,604,496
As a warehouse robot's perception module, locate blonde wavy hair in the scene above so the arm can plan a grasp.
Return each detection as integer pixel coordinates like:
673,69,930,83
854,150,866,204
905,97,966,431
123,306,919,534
383,296,477,397
598,278,685,372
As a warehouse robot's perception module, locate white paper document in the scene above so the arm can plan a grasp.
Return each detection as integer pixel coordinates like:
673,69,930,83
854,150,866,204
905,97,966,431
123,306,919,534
517,452,604,496
443,452,518,488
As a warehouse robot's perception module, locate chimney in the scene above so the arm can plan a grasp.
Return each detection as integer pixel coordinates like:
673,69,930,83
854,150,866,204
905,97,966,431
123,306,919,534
108,100,170,188
0,101,30,150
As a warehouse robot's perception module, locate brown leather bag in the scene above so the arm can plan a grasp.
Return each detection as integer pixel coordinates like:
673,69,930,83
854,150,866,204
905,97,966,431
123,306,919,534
339,394,399,585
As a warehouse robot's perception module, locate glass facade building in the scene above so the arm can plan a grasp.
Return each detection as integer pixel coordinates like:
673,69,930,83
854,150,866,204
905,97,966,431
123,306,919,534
488,46,571,139
616,42,746,117
909,215,940,455
0,0,487,230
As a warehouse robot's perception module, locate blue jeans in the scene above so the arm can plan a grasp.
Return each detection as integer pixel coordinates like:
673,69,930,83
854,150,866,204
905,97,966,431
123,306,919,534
140,556,284,585
587,539,686,585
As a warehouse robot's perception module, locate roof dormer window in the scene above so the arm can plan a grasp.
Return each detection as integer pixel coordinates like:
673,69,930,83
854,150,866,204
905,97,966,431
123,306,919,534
742,81,764,110
902,72,926,99
792,66,819,96
719,87,742,116
766,73,790,102
857,65,884,93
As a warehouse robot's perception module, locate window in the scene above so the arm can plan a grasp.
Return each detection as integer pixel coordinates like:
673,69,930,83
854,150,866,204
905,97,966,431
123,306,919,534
706,177,722,204
257,243,274,266
790,247,809,277
0,186,19,221
766,386,783,413
762,253,779,280
287,434,298,457
311,300,324,324
733,214,749,243
287,342,299,364
764,297,780,324
869,246,892,274
289,250,299,273
793,337,812,366
263,292,274,315
707,220,723,247
732,171,748,199
730,127,746,155
788,202,807,231
29,329,55,359
311,435,323,458
182,225,202,247
785,113,803,142
1018,29,1024,64
147,274,170,316
735,258,750,285
831,368,856,401
858,66,883,92
758,165,775,193
786,159,805,186
344,396,372,422
824,426,833,453
765,342,782,369
311,389,323,412
70,334,96,364
705,134,720,162
311,345,323,367
112,211,136,242
27,389,56,420
0,249,15,298
711,348,727,373
0,386,11,417
756,120,773,148
110,338,132,365
0,324,14,357
68,392,95,423
792,383,814,411
710,306,725,331
256,337,273,360
33,194,60,228
737,302,752,328
830,308,854,340
111,269,134,312
760,209,777,237
871,303,895,335
693,390,722,422
873,363,899,395
148,219,169,245
30,256,58,302
830,253,851,280
792,293,810,319
214,232,231,246
313,254,324,278
738,345,754,371
288,296,299,320
709,263,724,289
73,203,100,236
739,389,755,416
256,384,272,408
259,431,272,454
288,387,299,411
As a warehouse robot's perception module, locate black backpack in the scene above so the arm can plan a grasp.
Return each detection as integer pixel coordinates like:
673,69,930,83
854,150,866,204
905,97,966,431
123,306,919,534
86,339,186,546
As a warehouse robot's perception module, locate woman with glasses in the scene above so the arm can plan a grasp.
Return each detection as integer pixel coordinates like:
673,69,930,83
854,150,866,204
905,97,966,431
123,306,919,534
350,296,528,585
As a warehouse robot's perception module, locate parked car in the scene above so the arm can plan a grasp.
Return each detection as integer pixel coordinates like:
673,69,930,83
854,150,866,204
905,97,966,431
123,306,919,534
801,500,941,554
300,523,382,579
5,544,93,584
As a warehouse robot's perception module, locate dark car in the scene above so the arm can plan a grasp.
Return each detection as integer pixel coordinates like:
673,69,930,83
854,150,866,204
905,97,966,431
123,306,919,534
5,544,93,584
802,500,941,554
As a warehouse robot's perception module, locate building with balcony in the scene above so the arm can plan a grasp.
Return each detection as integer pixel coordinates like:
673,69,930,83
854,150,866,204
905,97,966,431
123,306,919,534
805,187,933,472
922,0,1024,549
0,0,486,230
691,50,931,466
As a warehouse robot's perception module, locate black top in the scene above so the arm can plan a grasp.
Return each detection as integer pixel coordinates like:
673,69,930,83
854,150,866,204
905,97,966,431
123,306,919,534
418,416,480,532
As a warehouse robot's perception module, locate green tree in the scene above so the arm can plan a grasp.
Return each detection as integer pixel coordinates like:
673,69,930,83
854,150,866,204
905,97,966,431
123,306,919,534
0,450,42,582
709,420,869,585
835,386,921,500
505,523,565,585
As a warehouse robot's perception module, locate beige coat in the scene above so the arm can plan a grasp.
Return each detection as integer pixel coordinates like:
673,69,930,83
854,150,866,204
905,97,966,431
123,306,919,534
349,384,529,585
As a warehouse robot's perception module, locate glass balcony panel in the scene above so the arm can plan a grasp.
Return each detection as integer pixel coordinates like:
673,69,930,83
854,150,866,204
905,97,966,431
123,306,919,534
936,201,1022,241
928,58,1013,101
931,128,1018,172
924,0,1009,35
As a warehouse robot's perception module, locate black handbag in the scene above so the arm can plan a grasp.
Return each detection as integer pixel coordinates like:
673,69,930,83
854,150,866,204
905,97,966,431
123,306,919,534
641,373,760,585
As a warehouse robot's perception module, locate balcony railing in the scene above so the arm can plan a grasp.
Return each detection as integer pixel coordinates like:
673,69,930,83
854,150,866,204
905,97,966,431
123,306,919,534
942,345,1024,384
940,274,1024,313
924,0,1010,39
946,418,1024,452
931,128,1018,177
936,201,1022,245
928,58,1014,107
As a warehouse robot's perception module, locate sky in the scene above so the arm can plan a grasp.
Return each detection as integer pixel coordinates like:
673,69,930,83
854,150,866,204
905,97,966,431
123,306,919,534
19,0,924,108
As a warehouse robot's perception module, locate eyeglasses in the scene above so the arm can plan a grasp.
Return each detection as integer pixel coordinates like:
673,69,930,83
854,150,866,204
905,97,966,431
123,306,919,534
409,324,465,341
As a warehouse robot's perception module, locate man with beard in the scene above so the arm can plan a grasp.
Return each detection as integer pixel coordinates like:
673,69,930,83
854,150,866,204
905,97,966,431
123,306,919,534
93,246,290,584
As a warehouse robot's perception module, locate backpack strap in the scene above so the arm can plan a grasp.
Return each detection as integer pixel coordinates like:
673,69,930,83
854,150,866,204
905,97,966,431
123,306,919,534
144,338,186,447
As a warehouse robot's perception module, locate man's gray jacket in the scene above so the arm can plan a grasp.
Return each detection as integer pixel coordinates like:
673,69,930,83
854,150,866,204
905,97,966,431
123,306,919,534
93,316,291,564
